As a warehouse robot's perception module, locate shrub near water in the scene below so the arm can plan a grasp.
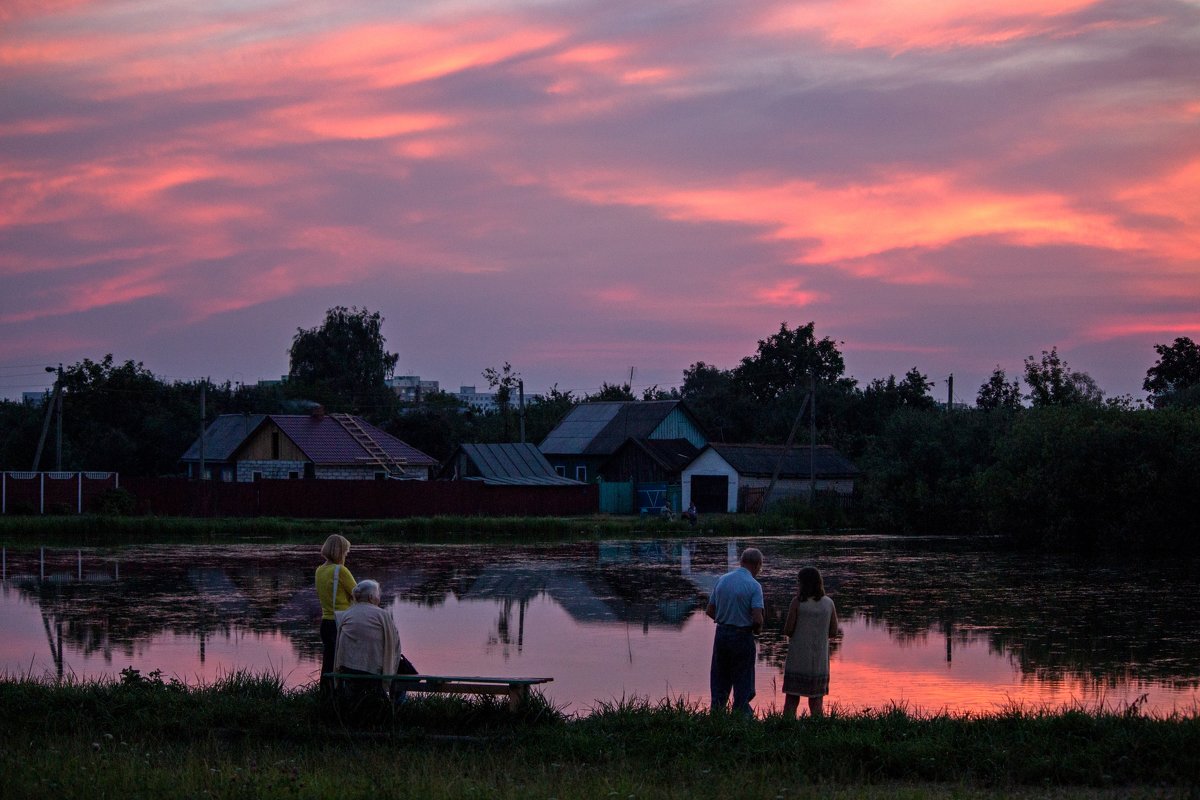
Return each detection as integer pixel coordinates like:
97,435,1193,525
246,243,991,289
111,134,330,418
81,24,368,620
2,675,1198,797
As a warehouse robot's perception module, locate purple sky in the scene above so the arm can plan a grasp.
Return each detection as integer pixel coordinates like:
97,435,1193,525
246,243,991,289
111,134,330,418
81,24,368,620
2,0,1198,402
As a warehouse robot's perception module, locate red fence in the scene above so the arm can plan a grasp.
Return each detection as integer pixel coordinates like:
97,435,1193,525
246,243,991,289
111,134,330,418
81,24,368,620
120,477,598,518
1,472,120,514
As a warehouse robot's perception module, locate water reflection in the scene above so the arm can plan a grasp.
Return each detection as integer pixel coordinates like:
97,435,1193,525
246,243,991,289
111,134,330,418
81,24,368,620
2,538,1198,715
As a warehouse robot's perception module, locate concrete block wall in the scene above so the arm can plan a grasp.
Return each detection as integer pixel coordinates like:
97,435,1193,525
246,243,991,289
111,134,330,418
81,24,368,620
237,460,306,482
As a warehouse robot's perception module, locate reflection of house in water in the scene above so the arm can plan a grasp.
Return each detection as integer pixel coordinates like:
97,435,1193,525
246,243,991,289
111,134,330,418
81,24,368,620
452,540,744,650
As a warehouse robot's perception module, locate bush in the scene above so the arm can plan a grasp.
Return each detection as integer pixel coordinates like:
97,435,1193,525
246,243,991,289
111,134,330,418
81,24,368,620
97,487,136,516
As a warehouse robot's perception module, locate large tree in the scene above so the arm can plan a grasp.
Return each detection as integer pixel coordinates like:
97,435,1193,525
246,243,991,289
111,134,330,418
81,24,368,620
732,322,849,403
1144,337,1200,408
288,306,399,418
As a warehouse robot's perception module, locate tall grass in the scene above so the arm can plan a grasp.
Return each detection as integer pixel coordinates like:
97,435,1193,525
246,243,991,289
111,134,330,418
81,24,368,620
2,674,1197,797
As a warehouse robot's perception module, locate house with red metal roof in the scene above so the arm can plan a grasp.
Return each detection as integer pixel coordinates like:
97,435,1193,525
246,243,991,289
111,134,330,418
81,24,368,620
181,407,438,481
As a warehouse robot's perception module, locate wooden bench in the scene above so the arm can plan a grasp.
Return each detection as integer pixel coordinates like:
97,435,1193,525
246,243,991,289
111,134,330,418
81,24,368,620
326,673,552,712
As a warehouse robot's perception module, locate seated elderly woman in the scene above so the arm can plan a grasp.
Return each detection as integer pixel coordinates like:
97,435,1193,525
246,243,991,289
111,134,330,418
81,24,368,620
334,579,403,710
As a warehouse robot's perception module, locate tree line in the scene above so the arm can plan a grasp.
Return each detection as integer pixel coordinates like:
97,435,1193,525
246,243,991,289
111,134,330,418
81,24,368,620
2,308,1198,551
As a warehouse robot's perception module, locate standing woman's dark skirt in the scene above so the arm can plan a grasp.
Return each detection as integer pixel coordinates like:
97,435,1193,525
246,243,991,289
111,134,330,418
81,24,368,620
320,618,338,696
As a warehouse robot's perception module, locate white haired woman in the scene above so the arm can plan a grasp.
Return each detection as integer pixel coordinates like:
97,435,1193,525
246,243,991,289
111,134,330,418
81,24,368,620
334,579,403,711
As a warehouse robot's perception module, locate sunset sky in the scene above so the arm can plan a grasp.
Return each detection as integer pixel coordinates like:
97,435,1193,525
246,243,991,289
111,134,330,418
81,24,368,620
2,0,1197,402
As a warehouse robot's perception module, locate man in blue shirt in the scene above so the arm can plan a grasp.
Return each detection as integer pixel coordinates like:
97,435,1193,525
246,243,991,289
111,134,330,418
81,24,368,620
705,547,765,714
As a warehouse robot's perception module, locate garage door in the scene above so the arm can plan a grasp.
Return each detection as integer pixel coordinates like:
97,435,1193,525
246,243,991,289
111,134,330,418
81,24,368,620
691,475,729,513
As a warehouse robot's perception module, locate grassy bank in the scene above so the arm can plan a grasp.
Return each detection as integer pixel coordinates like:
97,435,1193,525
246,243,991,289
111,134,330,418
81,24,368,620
0,510,863,546
2,674,1197,798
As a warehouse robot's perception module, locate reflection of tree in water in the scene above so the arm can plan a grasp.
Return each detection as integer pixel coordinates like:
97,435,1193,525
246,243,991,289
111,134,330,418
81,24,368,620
755,537,1200,690
14,548,324,668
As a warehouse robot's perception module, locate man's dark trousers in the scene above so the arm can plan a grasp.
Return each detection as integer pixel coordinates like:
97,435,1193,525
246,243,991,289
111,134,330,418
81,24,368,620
710,624,756,714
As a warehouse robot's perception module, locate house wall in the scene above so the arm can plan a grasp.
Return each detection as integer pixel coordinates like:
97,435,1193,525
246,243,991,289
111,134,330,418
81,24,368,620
237,460,306,481
236,460,429,482
186,462,236,481
544,456,603,483
681,449,739,513
600,446,676,484
739,476,856,496
649,408,707,448
238,422,307,461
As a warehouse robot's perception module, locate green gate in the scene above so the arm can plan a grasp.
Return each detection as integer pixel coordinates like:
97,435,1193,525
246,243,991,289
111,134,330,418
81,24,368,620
599,481,634,514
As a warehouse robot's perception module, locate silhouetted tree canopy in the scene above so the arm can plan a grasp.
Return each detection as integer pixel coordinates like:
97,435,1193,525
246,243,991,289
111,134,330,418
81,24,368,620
977,366,1022,411
732,322,849,403
287,306,398,419
1022,348,1103,407
1144,336,1200,408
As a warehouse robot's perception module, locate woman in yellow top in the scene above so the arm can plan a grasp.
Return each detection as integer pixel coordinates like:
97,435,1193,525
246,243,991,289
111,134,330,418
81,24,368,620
315,534,356,694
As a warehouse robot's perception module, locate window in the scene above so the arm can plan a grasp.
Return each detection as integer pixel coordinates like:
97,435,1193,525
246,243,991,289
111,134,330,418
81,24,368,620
252,471,263,482
271,431,281,459
375,472,386,481
554,465,566,477
288,471,299,480
575,465,587,482
221,469,233,482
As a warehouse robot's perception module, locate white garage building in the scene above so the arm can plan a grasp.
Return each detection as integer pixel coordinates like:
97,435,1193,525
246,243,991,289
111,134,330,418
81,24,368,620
681,443,859,513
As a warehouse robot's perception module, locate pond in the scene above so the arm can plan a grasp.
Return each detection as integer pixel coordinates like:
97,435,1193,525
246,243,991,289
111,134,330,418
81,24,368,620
2,536,1198,716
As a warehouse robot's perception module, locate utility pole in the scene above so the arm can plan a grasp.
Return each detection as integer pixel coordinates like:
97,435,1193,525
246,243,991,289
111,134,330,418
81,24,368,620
947,374,954,411
32,364,63,471
199,380,207,480
518,380,526,444
760,385,811,513
809,372,816,507
54,364,63,471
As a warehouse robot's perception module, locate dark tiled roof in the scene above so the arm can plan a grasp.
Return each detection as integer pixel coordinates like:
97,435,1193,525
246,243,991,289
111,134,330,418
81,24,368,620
540,401,685,456
705,443,859,478
446,443,582,485
272,415,438,467
181,414,437,468
181,414,266,461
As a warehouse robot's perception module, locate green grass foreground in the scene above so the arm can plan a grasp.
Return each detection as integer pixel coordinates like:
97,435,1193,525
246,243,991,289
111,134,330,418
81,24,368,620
0,510,854,547
2,673,1197,799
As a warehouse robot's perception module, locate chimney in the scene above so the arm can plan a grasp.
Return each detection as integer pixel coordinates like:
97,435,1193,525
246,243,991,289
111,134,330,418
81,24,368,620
311,404,325,420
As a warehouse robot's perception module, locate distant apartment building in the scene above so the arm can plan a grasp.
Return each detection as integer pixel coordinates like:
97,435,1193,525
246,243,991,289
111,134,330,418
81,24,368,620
22,390,50,406
388,375,440,403
455,385,499,413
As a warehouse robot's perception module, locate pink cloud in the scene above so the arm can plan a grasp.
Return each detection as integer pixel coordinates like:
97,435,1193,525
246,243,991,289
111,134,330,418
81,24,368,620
757,0,1103,52
533,167,1133,273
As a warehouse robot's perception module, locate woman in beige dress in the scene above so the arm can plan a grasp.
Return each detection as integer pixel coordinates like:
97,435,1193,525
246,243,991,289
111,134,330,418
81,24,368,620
782,566,840,718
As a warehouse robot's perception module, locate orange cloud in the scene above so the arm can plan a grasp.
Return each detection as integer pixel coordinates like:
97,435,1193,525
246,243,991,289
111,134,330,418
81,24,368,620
1114,157,1200,265
537,167,1131,276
